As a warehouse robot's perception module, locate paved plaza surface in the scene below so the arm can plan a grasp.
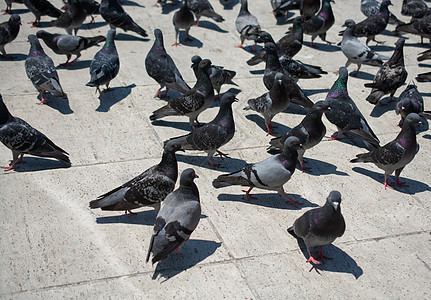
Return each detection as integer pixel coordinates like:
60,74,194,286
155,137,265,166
0,0,430,298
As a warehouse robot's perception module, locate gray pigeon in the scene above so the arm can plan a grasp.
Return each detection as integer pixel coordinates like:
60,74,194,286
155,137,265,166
36,30,106,66
50,0,87,35
0,14,21,59
150,59,214,130
163,92,238,168
89,141,184,214
145,29,191,98
3,0,24,14
100,0,148,38
396,14,431,44
401,0,430,19
86,29,119,93
25,34,66,104
361,0,380,17
172,0,195,46
351,113,421,189
188,0,224,26
23,0,62,27
364,38,408,105
146,168,200,265
268,101,330,171
212,136,304,206
287,190,345,264
302,0,335,47
325,67,380,149
235,0,262,51
0,94,70,171
416,71,431,82
395,84,423,126
340,19,388,75
245,72,290,136
191,55,237,98
417,49,431,61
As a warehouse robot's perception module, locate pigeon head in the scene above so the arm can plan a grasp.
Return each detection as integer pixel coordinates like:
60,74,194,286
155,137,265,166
164,140,185,153
36,30,51,41
27,34,43,55
274,72,284,82
9,14,21,25
263,42,277,54
198,59,212,72
180,168,199,185
293,16,304,25
380,0,392,9
342,19,356,28
153,29,164,49
327,67,348,99
283,136,303,151
256,32,273,44
326,190,342,211
404,113,422,127
220,92,239,106
312,100,331,113
239,0,250,13
191,55,202,68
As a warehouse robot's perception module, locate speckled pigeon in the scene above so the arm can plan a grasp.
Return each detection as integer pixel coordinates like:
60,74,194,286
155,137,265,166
172,0,194,46
288,190,345,264
0,94,70,171
188,0,224,26
361,0,404,26
302,0,335,47
235,0,262,51
401,0,430,19
23,0,62,27
395,84,423,126
146,168,201,265
0,14,21,59
212,136,304,206
50,0,86,35
89,141,184,215
396,14,431,44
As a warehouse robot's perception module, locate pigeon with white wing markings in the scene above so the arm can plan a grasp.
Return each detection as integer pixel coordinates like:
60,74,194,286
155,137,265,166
145,29,191,98
188,0,224,26
172,0,194,46
395,84,423,126
50,0,87,35
351,113,421,189
89,141,184,215
23,0,62,27
86,29,119,93
25,35,66,104
302,0,335,47
213,136,304,206
0,94,70,171
146,168,200,265
0,14,21,59
288,190,345,265
235,0,262,51
401,0,430,19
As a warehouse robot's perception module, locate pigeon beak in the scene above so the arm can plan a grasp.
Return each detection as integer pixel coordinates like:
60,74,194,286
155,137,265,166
179,148,186,152
332,201,340,211
194,174,199,179
233,97,239,102
341,24,346,27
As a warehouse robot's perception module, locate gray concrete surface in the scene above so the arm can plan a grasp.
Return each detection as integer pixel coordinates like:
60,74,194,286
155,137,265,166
1,0,430,298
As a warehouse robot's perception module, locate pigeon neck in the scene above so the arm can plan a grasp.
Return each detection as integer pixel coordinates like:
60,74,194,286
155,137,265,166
327,76,348,99
157,149,179,180
239,0,249,15
29,41,43,56
0,100,13,126
104,34,116,51
291,22,303,40
213,101,234,124
196,68,213,93
151,36,165,52
280,147,298,172
323,201,341,215
319,0,333,18
179,180,200,200
9,19,20,32
265,50,282,71
397,120,417,143
389,44,405,66
343,26,355,39
378,2,390,18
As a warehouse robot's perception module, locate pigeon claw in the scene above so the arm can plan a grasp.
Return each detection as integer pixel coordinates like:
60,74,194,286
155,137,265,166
215,150,230,160
2,9,11,14
306,255,322,265
1,165,15,171
172,41,181,47
235,44,243,48
242,187,256,200
124,210,137,215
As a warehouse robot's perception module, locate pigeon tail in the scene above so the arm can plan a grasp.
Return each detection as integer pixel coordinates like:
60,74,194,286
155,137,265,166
150,105,178,121
212,170,248,188
202,9,224,22
365,88,385,104
89,186,127,209
126,21,148,37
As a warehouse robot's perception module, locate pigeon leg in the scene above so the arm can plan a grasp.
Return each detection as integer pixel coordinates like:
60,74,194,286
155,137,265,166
193,18,200,27
241,187,256,200
173,248,181,253
326,132,340,140
172,40,181,46
1,163,16,171
90,15,95,23
96,87,101,94
235,44,244,48
278,189,302,207
215,150,230,160
2,8,11,14
161,88,169,98
317,247,332,261
125,210,137,215
208,158,221,168
185,33,192,41
384,176,394,190
353,64,361,76
300,161,311,173
372,37,385,45
306,254,321,264
103,83,112,92
251,42,257,53
15,154,25,164
37,90,48,105
68,54,81,65
59,57,71,66
395,168,408,187
2,152,21,171
155,88,162,97
29,20,41,27
388,92,396,103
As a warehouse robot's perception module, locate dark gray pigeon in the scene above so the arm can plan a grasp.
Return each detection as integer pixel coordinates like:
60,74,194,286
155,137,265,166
191,55,237,98
37,30,106,66
146,168,200,265
212,136,304,206
81,0,100,23
245,72,290,136
396,14,431,44
150,59,214,130
416,71,431,82
351,113,421,189
172,0,195,46
25,34,66,104
188,0,224,26
401,0,430,19
23,0,62,27
89,141,184,214
417,49,431,61
287,190,345,264
325,67,380,149
0,94,70,171
163,92,238,168
145,29,191,98
100,0,148,38
300,0,320,18
395,84,423,126
279,55,327,81
268,101,330,171
302,0,335,47
235,0,262,51
271,0,293,18
364,38,408,105
3,0,24,14
361,0,404,27
50,0,86,35
86,29,119,93
0,14,21,59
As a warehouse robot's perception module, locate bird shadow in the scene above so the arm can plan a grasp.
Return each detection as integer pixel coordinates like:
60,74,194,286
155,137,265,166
95,83,136,112
370,99,396,118
325,133,373,151
95,209,157,226
404,42,430,49
33,21,51,28
196,20,228,33
304,88,330,97
220,0,239,10
283,103,308,115
245,114,291,136
121,0,145,7
10,157,70,173
300,157,349,176
42,95,74,115
241,44,263,54
151,239,222,281
249,69,265,75
0,53,27,61
368,44,394,52
418,63,431,68
176,32,203,48
423,134,431,140
81,21,107,30
8,8,29,14
304,42,340,52
293,238,363,279
349,71,375,81
151,119,193,131
275,12,295,26
351,167,431,194
115,33,150,42
176,153,246,172
57,59,91,70
217,192,318,210
161,2,181,14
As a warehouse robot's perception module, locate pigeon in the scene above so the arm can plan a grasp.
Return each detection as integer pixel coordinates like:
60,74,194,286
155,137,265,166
50,0,87,35
361,0,380,17
325,67,380,149
145,29,191,98
267,101,330,171
401,0,430,19
23,0,62,27
89,141,184,215
235,0,262,51
25,35,66,104
99,0,148,38
172,0,194,46
340,19,388,75
0,14,21,59
300,0,320,18
81,0,100,23
0,94,70,171
212,136,304,206
351,113,421,189
271,0,293,18
150,59,214,130
417,49,431,61
86,29,120,93
364,38,408,105
188,0,224,26
36,30,106,66
245,72,290,136
302,0,335,47
396,14,431,44
191,55,237,98
396,84,424,126
163,92,238,168
287,190,345,264
146,168,201,265
279,55,327,81
416,71,431,82
3,0,23,14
